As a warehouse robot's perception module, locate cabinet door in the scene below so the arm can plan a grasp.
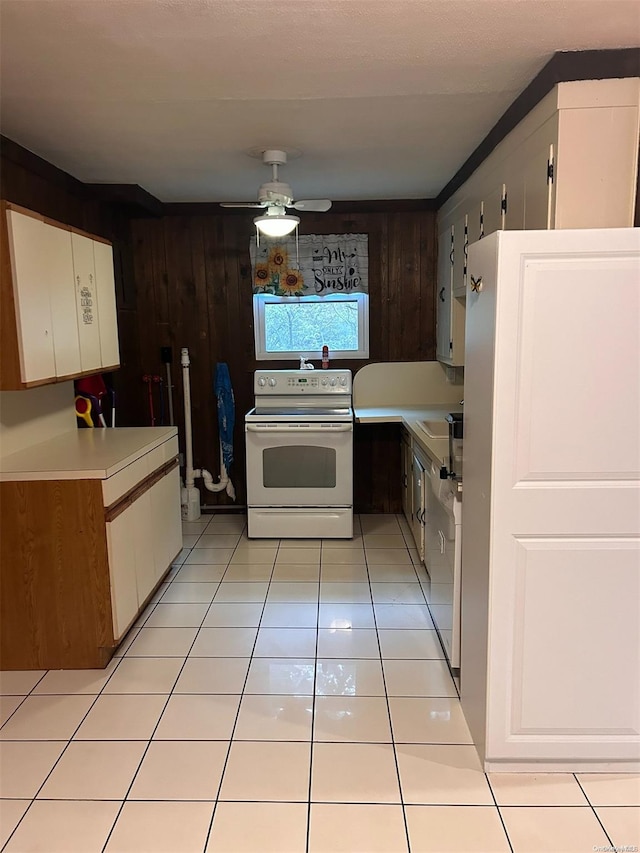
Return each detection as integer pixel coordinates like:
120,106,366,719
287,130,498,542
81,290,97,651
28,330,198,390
107,507,139,640
150,466,183,581
71,232,102,373
93,240,120,368
411,454,426,562
481,185,506,240
401,434,412,527
436,226,454,362
42,224,81,378
131,489,156,606
522,114,558,229
452,213,467,298
5,210,56,384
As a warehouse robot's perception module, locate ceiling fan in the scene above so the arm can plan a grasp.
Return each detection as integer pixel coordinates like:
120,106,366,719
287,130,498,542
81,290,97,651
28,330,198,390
220,149,332,237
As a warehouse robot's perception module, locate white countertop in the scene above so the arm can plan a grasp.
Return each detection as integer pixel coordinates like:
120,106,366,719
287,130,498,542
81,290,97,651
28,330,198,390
354,403,460,466
0,426,178,482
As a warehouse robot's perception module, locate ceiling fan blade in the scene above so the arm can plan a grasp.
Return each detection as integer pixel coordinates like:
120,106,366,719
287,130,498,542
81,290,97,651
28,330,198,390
219,202,266,209
292,199,332,212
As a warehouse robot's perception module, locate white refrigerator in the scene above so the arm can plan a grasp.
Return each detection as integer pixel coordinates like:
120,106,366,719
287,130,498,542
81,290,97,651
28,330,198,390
461,228,640,772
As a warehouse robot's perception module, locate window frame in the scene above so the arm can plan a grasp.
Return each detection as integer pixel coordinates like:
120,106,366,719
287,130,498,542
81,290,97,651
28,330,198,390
253,293,370,361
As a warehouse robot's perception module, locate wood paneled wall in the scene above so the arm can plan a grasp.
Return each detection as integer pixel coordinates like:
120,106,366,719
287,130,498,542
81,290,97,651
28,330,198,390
1,138,438,514
127,209,437,512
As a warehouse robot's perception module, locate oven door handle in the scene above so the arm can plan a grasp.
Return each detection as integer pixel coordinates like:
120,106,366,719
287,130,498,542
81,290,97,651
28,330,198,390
246,423,353,433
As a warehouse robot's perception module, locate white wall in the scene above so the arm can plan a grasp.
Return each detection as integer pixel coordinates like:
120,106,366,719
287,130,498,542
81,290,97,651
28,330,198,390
0,382,76,457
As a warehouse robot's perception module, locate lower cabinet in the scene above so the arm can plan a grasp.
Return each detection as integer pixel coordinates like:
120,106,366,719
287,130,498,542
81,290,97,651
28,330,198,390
411,452,426,563
0,455,182,670
400,431,412,527
107,464,182,640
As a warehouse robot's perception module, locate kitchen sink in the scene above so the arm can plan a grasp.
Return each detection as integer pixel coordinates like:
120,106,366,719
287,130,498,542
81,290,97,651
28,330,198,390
418,419,448,438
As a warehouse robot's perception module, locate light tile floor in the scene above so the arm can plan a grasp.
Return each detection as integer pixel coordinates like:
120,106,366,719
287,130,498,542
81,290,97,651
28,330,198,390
1,512,638,852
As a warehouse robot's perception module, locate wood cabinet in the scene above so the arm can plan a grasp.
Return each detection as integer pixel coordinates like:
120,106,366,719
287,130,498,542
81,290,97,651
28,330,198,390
436,78,640,367
0,433,181,669
0,201,120,390
462,229,640,770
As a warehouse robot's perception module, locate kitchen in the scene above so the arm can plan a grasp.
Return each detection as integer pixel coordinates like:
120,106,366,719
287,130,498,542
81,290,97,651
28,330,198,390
1,2,639,850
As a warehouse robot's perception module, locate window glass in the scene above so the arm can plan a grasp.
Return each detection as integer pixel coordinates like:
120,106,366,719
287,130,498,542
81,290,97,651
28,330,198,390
254,294,369,360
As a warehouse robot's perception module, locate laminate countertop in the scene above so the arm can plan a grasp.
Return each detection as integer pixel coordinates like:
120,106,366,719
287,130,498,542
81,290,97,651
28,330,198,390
0,426,178,482
354,404,461,467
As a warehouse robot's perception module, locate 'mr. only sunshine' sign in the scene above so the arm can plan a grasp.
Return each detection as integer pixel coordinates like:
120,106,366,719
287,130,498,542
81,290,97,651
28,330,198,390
250,233,368,296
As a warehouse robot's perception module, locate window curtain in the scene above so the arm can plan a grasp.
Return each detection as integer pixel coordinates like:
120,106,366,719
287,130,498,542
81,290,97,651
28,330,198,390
249,234,368,296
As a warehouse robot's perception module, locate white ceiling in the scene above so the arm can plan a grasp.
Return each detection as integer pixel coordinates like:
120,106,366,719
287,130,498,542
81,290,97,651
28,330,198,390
1,0,639,203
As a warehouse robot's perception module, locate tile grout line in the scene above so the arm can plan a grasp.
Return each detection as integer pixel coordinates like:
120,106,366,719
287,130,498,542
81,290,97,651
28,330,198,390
365,516,412,853
484,772,515,853
99,513,249,853
0,648,133,851
303,533,324,853
572,773,616,848
201,524,280,853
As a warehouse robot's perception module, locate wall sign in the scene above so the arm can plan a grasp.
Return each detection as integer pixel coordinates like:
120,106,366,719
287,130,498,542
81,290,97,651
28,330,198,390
250,234,368,296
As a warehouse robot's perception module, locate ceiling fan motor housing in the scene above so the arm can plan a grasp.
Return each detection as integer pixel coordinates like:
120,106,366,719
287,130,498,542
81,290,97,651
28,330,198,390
258,180,294,206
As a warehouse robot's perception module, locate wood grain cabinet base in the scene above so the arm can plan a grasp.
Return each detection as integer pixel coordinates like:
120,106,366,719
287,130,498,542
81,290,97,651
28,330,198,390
0,457,182,670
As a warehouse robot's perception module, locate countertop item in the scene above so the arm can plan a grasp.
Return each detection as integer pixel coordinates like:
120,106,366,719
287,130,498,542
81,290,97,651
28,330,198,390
0,426,178,481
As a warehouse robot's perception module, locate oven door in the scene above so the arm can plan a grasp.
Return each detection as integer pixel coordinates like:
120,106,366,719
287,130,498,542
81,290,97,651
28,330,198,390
246,422,353,507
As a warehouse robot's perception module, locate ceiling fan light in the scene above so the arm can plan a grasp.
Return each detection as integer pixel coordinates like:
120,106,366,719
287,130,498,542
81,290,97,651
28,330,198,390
254,213,300,237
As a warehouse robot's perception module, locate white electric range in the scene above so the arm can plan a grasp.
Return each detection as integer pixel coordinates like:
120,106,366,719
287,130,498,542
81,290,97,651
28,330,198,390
245,369,353,538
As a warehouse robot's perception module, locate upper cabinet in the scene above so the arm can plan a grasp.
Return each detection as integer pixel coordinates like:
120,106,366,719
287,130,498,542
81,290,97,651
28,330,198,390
0,202,120,390
436,77,640,367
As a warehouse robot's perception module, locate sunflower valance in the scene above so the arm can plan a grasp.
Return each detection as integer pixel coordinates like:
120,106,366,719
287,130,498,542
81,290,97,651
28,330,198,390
249,234,368,296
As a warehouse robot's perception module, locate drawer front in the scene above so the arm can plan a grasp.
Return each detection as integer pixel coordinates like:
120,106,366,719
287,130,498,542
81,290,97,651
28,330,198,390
102,436,180,507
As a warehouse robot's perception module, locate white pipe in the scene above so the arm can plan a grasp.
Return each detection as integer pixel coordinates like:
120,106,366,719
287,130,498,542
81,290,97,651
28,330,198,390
181,348,195,489
180,346,236,501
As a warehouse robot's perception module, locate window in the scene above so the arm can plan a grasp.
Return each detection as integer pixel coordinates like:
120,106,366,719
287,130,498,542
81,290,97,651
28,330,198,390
253,293,369,361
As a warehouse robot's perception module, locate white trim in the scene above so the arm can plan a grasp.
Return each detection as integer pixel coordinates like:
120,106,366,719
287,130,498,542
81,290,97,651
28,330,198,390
253,293,369,361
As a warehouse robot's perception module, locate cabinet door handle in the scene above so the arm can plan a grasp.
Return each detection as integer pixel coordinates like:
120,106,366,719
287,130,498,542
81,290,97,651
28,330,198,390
470,275,483,293
439,287,446,302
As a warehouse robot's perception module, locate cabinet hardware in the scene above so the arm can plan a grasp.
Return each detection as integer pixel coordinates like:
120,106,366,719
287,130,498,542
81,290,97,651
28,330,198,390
470,275,483,293
547,159,554,184
439,287,446,302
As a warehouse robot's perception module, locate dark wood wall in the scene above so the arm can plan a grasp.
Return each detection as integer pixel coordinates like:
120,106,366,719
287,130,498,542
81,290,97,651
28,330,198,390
1,140,437,513
127,208,437,511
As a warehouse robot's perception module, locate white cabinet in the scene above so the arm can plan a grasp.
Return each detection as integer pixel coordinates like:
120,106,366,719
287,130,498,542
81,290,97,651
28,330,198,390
106,459,182,641
150,465,183,582
462,229,640,770
94,238,120,368
436,78,640,368
43,223,82,378
422,465,462,669
410,451,426,563
436,222,465,366
71,232,102,373
1,202,120,390
400,431,412,527
106,505,140,640
5,210,56,384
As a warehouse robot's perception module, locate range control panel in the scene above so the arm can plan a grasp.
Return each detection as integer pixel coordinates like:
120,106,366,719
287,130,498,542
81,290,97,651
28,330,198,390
254,369,352,394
